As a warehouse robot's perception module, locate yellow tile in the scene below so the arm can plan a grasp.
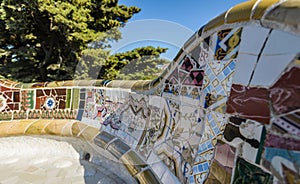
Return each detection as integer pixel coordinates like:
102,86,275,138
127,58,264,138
7,120,36,135
61,80,76,87
71,122,88,136
25,119,51,134
107,80,136,88
61,121,75,136
204,12,226,32
252,0,280,19
0,122,15,136
78,126,99,141
135,169,160,184
45,81,60,87
150,77,162,88
94,80,104,87
294,59,300,66
77,80,96,87
226,0,257,23
44,120,71,136
120,150,147,176
132,80,151,91
264,0,300,26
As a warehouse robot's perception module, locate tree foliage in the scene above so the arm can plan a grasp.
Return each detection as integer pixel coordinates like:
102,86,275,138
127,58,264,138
74,46,169,80
112,46,169,80
0,0,141,82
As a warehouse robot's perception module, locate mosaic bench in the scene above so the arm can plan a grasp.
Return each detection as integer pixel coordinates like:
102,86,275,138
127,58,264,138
0,0,299,183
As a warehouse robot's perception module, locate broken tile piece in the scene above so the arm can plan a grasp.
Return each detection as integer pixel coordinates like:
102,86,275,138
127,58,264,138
226,84,270,124
270,67,300,114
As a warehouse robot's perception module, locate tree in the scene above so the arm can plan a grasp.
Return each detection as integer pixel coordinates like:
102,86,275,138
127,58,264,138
74,46,169,80
110,46,169,80
0,0,140,82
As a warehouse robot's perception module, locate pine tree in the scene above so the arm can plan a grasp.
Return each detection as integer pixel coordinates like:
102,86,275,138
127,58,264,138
0,0,140,82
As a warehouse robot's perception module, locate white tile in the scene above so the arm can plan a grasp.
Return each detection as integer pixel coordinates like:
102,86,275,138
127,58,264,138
209,32,218,55
263,30,300,55
149,95,165,109
239,26,270,55
151,162,167,178
161,169,181,184
233,53,257,85
250,54,295,86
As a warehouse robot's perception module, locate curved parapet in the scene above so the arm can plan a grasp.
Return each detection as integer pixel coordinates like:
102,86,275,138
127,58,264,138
0,0,299,183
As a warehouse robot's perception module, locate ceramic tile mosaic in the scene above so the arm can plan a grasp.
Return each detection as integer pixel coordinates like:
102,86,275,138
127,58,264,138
232,53,257,85
250,54,296,86
202,59,236,97
226,84,270,124
191,111,227,184
271,111,300,136
100,94,149,148
262,134,300,183
210,28,242,61
233,157,273,184
238,26,270,55
198,37,213,67
163,55,205,104
262,29,300,56
204,141,236,184
264,148,300,183
223,117,265,164
0,1,299,184
270,66,300,115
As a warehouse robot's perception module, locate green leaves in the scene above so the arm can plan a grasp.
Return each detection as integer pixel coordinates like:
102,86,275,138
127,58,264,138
107,46,170,80
0,0,140,82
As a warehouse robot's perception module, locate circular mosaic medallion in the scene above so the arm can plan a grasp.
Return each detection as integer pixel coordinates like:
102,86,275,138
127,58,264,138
0,95,7,111
45,97,56,110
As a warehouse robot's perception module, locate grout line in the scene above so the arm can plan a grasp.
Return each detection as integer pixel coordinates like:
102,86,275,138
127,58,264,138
247,29,273,87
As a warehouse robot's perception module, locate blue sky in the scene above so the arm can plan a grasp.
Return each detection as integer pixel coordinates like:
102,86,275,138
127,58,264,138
110,0,246,60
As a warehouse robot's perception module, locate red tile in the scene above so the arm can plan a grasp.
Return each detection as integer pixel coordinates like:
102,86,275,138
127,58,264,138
226,84,270,124
270,67,300,114
0,86,12,92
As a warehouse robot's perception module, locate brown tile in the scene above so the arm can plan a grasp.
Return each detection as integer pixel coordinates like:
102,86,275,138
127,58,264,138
55,89,66,95
36,89,44,97
270,67,300,114
226,84,270,124
13,92,20,102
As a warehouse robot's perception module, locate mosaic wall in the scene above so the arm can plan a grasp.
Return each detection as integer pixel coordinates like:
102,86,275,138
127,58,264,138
0,0,300,183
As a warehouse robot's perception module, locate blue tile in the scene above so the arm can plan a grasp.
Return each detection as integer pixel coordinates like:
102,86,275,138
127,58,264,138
213,127,220,135
217,73,225,81
223,67,230,76
193,166,199,174
203,162,209,171
76,109,84,121
198,164,203,172
228,60,236,70
189,176,195,183
210,119,216,127
215,85,223,94
207,142,213,149
207,113,212,120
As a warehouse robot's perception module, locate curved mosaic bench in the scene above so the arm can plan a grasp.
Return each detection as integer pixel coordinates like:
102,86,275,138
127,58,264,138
0,0,300,183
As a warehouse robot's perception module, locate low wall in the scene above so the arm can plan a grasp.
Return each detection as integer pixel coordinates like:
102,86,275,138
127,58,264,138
0,0,299,183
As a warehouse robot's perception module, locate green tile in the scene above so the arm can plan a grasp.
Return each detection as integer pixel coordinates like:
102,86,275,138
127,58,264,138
72,88,80,109
66,89,71,109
